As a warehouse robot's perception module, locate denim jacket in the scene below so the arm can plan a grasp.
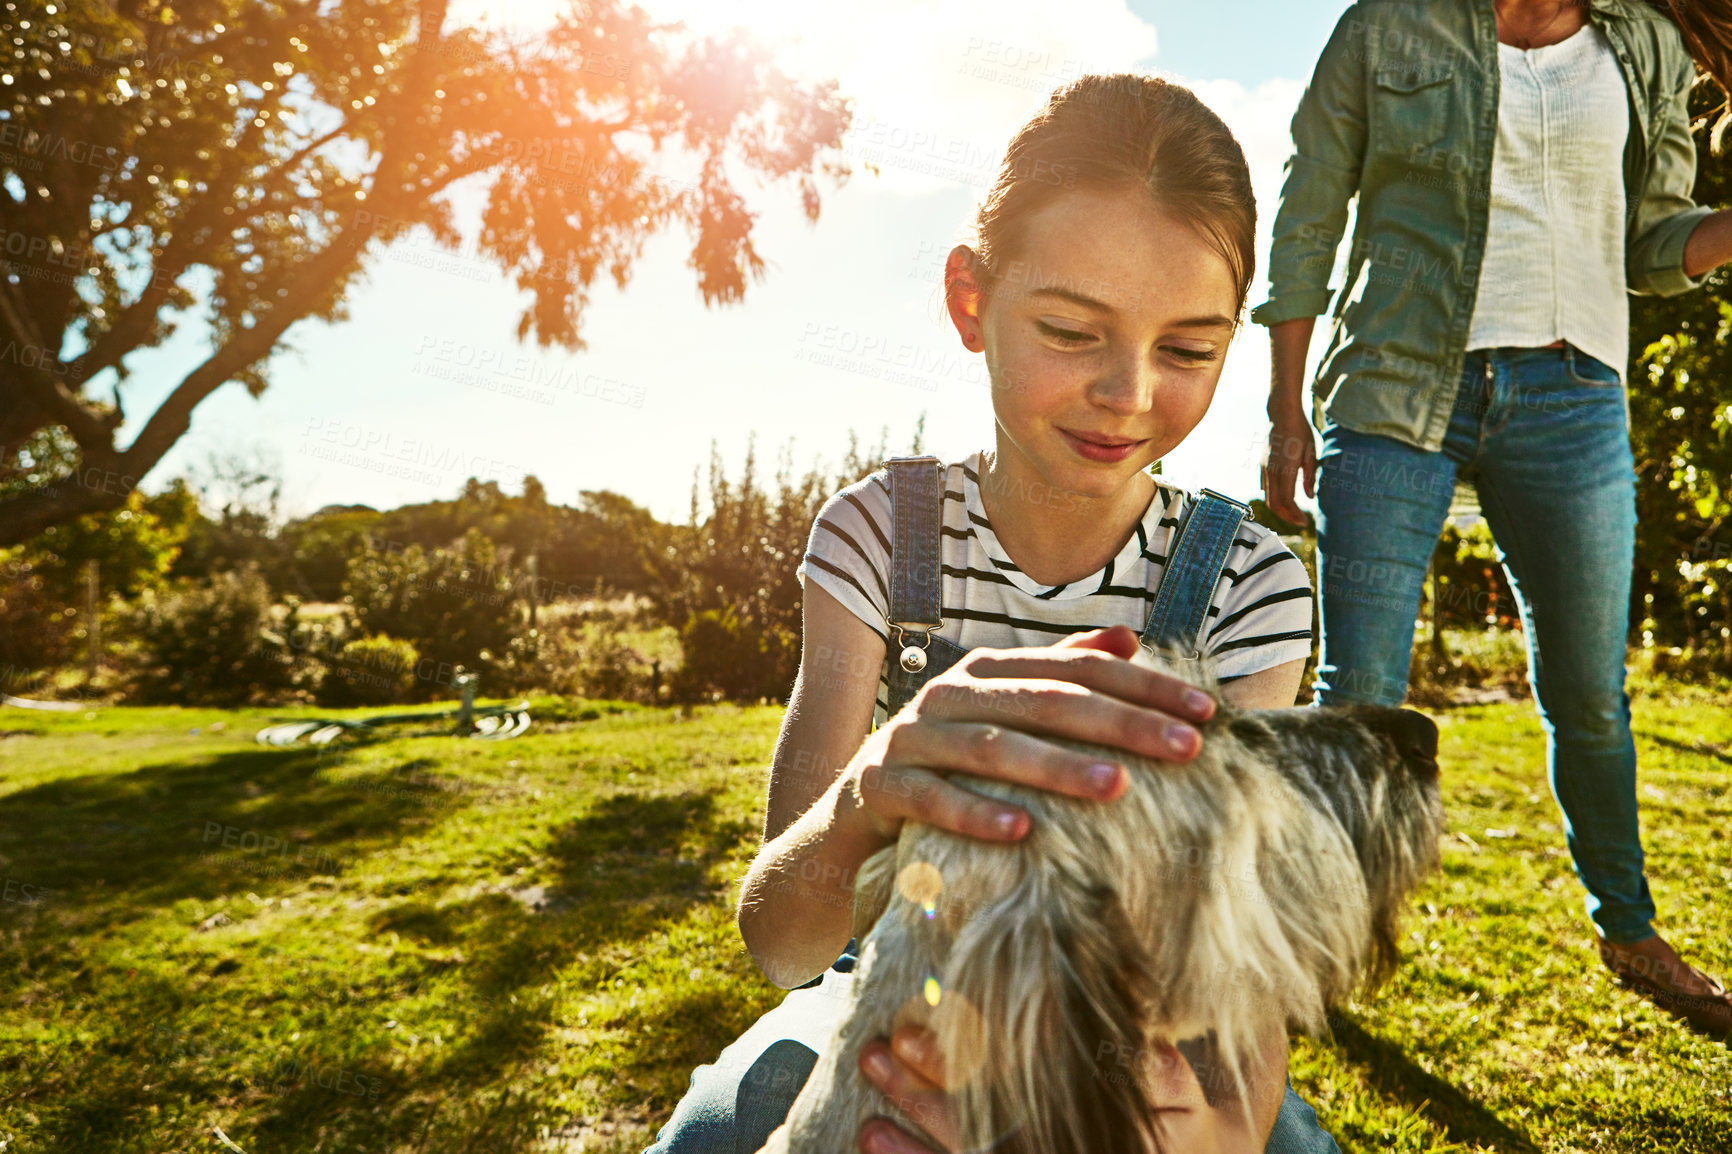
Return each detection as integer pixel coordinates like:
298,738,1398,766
1250,0,1715,451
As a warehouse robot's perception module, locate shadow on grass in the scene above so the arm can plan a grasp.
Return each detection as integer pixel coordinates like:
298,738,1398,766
1327,1014,1542,1152
0,744,458,915
0,743,757,1154
235,790,758,1153
1637,731,1732,768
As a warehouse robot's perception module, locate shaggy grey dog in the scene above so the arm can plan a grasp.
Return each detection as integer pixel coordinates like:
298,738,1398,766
764,651,1444,1154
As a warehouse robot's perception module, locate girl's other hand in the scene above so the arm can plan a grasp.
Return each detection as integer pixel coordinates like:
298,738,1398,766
856,1026,962,1154
856,1022,1288,1154
839,624,1215,846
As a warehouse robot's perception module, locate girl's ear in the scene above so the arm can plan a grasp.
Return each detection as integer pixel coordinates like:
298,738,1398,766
944,244,987,351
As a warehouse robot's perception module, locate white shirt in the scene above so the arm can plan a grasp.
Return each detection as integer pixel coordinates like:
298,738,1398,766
1466,23,1630,380
796,453,1315,728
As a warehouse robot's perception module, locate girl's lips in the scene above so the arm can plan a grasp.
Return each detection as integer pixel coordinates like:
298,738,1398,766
1058,427,1148,463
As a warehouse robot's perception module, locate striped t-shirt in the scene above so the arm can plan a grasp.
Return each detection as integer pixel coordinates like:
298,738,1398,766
795,453,1315,727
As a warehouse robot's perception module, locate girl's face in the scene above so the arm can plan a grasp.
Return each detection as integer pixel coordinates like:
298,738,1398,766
945,184,1240,502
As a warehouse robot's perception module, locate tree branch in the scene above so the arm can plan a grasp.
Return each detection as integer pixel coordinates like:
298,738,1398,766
0,281,116,448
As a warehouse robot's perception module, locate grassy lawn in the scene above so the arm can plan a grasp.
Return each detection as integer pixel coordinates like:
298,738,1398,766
0,681,1729,1152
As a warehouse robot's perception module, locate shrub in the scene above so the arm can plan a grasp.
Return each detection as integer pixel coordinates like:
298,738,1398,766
317,634,422,707
576,630,653,701
342,528,520,673
123,564,305,705
481,617,655,702
670,606,794,703
0,560,77,677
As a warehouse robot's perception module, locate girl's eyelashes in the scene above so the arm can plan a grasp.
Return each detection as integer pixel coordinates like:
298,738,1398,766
1035,319,1221,364
1164,346,1219,364
1036,319,1093,345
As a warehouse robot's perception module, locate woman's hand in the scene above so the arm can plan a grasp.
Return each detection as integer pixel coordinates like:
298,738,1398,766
837,624,1217,847
1261,411,1317,528
1263,316,1318,529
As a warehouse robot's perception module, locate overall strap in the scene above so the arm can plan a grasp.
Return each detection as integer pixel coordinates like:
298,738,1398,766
886,456,945,645
1141,487,1252,657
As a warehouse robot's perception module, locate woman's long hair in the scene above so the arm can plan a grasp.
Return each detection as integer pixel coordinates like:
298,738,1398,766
1651,0,1732,150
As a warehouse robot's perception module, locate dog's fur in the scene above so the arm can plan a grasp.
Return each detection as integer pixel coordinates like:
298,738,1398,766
764,651,1445,1154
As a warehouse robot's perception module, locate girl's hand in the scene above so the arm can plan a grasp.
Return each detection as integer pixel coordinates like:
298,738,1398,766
856,1023,1290,1154
838,624,1216,846
856,1026,962,1154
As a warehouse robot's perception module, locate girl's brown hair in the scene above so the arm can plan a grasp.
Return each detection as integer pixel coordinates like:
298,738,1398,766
970,73,1257,317
1652,0,1732,151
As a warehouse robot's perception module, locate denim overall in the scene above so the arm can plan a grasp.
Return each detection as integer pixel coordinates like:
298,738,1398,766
883,455,1250,713
643,458,1341,1154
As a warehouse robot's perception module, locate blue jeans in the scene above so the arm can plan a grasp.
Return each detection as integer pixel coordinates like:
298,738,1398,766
643,966,1344,1153
1313,342,1654,944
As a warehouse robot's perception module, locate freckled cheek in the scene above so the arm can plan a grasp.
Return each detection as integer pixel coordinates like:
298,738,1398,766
990,347,1088,411
1164,371,1222,425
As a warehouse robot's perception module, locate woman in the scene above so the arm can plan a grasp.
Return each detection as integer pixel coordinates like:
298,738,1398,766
1258,0,1732,1037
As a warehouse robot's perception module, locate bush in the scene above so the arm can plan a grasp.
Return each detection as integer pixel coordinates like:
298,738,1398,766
123,564,306,705
0,560,78,678
342,528,520,674
481,615,657,702
670,606,794,703
576,630,654,701
316,634,422,707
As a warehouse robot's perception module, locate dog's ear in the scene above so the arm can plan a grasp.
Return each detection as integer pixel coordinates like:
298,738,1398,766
851,846,898,943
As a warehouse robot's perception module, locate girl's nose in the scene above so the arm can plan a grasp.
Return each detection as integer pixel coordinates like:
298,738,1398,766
1087,356,1158,415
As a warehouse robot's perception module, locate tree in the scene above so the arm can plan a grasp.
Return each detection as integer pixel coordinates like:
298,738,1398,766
0,478,196,673
276,503,382,601
166,447,288,583
1627,83,1732,670
0,0,851,545
341,524,518,675
651,422,922,702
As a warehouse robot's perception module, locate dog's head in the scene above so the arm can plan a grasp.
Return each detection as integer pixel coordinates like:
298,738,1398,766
1131,646,1445,989
1219,700,1444,984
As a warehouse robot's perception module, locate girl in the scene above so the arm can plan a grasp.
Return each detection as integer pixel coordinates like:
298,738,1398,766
647,74,1335,1154
1258,0,1732,1036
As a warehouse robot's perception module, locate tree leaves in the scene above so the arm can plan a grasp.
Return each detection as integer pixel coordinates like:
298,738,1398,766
0,0,852,545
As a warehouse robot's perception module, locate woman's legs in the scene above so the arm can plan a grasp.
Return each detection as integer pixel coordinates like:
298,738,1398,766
1311,419,1463,708
1466,345,1654,944
1313,345,1654,939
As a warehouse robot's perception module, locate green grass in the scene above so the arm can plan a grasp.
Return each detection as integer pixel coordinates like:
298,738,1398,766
0,684,1728,1152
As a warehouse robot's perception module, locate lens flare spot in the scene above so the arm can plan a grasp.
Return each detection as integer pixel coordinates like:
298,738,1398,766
897,861,944,908
923,975,942,1006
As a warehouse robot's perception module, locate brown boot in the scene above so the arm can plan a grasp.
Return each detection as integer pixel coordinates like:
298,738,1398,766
1598,933,1732,1041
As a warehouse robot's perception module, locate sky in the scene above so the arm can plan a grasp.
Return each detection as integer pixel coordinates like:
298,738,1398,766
113,0,1348,525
